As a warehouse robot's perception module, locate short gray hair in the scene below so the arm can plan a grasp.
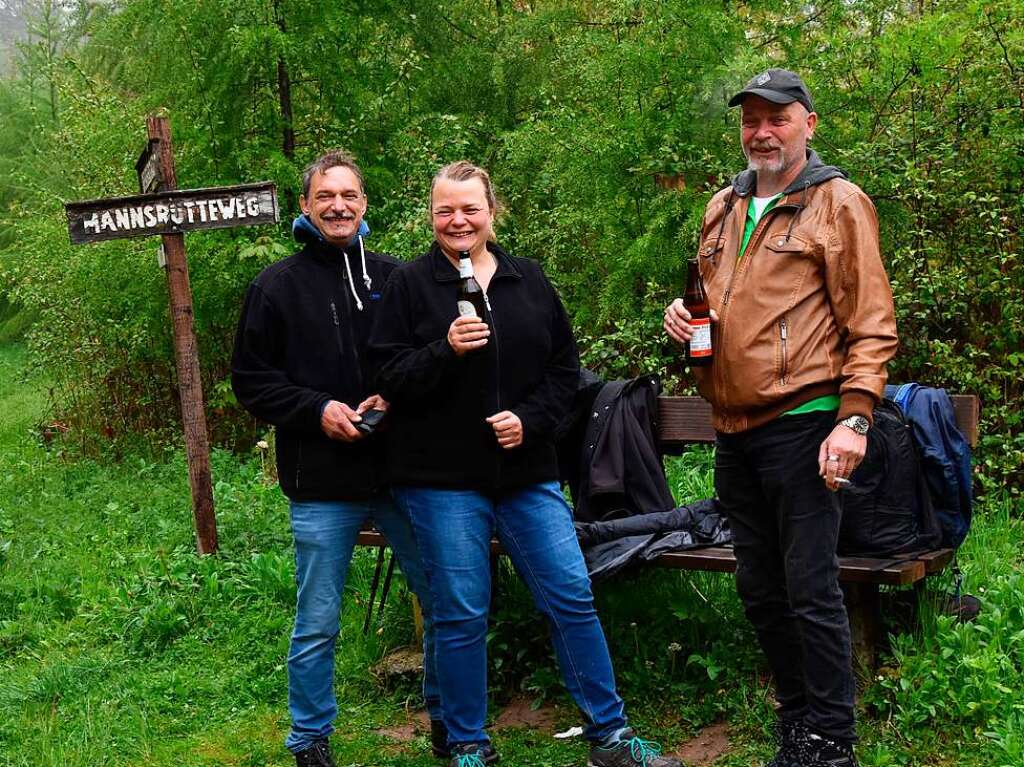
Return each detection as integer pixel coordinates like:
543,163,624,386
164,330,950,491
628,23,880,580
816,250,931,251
302,149,365,198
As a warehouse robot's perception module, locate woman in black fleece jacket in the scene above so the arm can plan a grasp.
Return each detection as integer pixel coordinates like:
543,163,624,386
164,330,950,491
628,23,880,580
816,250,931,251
368,162,678,767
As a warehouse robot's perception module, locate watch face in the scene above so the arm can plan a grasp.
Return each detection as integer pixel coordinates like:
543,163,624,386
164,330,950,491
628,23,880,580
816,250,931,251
844,416,869,434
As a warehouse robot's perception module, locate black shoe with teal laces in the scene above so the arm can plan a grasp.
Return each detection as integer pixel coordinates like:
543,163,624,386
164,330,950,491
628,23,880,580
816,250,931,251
587,728,682,767
432,722,499,763
449,743,494,767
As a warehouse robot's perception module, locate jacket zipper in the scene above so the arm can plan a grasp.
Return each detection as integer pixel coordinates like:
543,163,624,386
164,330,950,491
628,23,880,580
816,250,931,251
484,291,503,488
337,265,365,392
715,203,796,410
779,317,788,385
330,300,343,356
295,440,303,490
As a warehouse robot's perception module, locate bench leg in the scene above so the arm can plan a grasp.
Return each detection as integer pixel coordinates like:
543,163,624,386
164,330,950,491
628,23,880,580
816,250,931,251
842,582,881,673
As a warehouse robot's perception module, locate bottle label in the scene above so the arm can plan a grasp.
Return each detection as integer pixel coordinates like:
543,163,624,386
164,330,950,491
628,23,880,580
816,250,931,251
457,300,477,318
458,260,474,278
689,317,712,356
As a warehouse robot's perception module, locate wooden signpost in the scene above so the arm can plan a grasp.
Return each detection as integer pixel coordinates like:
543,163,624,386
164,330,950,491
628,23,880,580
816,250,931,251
65,116,280,554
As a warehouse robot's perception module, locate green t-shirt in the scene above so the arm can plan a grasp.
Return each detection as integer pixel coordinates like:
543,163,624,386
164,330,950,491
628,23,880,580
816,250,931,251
738,194,839,417
739,193,781,259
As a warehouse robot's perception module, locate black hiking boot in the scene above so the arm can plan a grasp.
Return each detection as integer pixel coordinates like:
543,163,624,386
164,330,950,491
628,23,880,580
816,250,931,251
294,739,336,767
587,728,683,767
798,730,858,767
764,718,805,767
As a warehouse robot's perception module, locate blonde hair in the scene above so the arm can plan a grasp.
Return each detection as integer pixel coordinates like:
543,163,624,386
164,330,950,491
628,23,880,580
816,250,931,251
430,161,503,240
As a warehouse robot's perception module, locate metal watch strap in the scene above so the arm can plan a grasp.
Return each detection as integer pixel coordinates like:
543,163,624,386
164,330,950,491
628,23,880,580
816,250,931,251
838,415,870,435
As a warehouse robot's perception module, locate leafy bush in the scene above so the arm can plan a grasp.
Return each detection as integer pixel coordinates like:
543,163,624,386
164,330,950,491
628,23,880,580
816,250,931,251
0,0,1020,497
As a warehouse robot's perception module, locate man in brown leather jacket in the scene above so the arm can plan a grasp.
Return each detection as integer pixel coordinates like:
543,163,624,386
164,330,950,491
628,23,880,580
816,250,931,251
664,69,898,767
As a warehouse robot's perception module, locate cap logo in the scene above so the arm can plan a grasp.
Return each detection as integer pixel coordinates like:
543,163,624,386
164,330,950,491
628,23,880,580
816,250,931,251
755,72,771,86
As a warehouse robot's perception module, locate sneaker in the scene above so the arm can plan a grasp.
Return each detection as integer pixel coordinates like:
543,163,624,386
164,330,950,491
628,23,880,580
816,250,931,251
294,739,336,767
433,724,500,763
588,728,682,767
764,718,805,767
799,730,858,767
449,743,495,767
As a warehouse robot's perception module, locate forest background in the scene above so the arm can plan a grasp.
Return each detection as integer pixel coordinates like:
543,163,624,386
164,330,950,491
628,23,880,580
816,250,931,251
1,0,1021,491
0,1,1022,766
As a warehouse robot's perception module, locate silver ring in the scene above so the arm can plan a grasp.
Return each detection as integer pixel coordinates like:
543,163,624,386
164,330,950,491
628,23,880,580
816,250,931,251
827,455,839,461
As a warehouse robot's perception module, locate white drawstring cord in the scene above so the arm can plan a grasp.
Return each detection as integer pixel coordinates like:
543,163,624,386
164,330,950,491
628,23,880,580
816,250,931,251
359,235,372,290
343,251,364,311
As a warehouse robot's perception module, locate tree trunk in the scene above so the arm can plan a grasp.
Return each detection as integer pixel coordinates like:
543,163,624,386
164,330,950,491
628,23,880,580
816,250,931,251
273,1,295,160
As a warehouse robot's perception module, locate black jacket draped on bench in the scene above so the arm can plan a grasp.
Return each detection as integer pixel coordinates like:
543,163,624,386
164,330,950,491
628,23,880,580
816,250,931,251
560,374,731,580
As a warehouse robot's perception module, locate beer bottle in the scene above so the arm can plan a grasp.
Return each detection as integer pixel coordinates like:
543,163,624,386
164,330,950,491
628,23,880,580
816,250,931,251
683,257,713,366
457,250,487,319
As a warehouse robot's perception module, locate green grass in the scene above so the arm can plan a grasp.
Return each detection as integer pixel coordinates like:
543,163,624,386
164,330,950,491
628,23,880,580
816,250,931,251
1,341,1022,766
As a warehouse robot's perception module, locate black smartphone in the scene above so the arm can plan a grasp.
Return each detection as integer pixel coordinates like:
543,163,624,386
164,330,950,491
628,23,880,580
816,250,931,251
355,408,386,436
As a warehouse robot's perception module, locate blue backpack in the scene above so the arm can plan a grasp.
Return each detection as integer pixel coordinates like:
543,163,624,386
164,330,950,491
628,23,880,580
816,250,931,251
885,384,974,548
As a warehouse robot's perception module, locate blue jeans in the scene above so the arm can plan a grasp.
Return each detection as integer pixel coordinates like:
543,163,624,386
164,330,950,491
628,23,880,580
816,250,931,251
393,482,627,748
285,493,441,753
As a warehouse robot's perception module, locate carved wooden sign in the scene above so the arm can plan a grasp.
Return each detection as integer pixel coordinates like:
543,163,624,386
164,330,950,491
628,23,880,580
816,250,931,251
62,116,281,555
65,182,279,244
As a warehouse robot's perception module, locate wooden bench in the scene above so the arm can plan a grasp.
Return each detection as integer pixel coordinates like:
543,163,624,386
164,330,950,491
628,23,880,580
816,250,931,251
359,394,979,670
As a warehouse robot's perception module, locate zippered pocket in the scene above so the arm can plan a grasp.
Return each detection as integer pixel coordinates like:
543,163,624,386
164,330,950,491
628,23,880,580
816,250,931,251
779,317,789,385
330,299,349,364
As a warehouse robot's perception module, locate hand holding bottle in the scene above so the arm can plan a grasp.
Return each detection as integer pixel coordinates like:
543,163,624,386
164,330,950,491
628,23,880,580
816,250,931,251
447,315,490,355
664,300,719,344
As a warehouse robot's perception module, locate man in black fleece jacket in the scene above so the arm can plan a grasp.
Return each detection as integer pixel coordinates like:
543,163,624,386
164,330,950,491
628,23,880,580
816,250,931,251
231,151,441,767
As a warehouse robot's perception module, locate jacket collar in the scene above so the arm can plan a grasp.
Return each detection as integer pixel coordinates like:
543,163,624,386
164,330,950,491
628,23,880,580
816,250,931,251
293,213,363,265
730,149,846,199
429,240,522,283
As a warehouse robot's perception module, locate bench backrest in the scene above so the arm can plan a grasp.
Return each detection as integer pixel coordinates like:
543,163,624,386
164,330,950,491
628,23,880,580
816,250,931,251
657,394,980,448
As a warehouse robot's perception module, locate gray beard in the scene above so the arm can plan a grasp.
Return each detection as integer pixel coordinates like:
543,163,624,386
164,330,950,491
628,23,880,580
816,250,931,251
745,146,788,175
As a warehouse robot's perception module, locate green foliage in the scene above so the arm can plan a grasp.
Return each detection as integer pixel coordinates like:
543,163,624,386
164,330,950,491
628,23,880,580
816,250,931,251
0,0,1020,491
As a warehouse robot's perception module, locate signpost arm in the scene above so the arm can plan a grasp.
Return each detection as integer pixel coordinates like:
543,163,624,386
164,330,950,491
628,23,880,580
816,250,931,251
147,115,218,555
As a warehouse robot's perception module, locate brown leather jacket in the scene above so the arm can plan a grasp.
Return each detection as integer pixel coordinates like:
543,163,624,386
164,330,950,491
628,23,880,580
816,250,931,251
692,151,898,433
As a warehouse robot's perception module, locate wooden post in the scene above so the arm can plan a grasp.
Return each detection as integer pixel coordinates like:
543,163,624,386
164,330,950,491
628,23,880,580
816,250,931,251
842,582,881,673
147,115,218,554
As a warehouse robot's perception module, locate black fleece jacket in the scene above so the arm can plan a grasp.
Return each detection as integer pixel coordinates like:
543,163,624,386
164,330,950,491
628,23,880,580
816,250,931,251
368,242,579,492
231,229,400,501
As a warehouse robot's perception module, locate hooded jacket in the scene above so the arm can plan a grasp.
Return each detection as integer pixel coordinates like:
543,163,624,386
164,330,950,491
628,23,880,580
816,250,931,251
231,216,400,500
693,150,899,433
368,241,579,492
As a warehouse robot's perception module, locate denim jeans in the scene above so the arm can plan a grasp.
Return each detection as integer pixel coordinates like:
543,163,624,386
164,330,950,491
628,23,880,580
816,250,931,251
285,493,440,753
715,410,856,742
392,481,627,748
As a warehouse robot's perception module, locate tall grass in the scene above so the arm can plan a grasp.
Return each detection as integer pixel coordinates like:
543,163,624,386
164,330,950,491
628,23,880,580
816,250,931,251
1,342,1022,766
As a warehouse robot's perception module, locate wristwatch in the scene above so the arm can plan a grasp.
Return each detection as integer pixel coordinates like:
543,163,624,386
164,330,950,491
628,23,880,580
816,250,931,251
838,415,870,436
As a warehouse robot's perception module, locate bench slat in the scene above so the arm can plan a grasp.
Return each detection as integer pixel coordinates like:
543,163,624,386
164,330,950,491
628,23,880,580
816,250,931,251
657,394,979,448
657,397,715,444
357,531,930,586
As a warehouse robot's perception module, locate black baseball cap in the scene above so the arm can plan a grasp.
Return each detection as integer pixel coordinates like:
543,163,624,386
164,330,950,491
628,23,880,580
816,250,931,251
728,68,814,113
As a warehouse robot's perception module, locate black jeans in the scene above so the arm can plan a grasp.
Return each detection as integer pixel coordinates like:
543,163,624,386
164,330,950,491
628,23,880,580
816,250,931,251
716,410,856,743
